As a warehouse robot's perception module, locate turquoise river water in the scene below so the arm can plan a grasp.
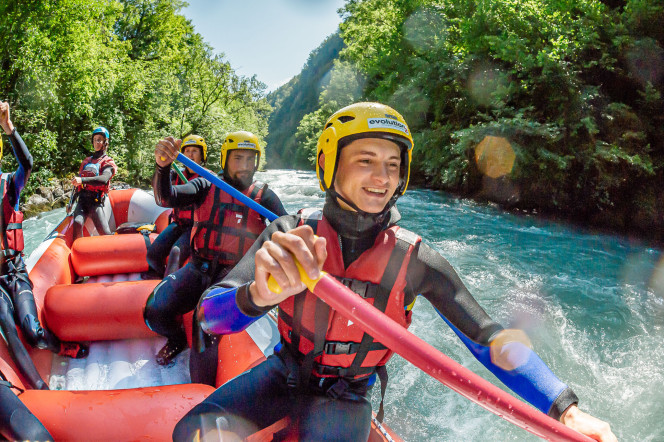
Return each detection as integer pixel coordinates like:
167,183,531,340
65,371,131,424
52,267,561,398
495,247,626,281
23,169,663,441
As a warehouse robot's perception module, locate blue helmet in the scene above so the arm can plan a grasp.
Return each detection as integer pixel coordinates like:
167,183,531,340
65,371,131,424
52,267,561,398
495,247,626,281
92,126,110,140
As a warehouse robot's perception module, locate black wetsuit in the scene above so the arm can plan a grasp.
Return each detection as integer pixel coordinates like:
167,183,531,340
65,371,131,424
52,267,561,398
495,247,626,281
144,164,287,370
71,150,115,238
174,196,579,441
0,129,59,391
0,371,52,440
145,170,195,278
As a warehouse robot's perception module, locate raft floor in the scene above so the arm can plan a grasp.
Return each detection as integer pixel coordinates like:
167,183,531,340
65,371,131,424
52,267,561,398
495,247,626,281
46,269,278,391
49,337,191,391
47,271,191,391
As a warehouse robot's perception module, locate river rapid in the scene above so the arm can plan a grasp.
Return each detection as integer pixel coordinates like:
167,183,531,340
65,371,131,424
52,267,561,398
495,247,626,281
23,169,664,441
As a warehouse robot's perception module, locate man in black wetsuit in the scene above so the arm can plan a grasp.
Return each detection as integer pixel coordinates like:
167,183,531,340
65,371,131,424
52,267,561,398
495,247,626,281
70,126,117,240
145,131,287,370
0,102,88,393
174,102,617,441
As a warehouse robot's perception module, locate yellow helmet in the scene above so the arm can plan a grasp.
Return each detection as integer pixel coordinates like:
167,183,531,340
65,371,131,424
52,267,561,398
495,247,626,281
220,131,261,169
181,134,208,162
316,102,414,195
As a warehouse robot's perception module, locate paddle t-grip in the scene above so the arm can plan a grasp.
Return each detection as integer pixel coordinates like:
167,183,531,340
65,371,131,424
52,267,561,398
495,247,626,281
267,260,324,294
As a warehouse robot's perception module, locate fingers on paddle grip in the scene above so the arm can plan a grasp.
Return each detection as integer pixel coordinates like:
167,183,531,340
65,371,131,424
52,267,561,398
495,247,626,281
266,235,323,294
267,261,310,294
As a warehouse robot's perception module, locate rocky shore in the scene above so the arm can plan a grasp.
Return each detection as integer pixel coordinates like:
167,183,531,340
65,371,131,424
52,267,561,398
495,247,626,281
20,179,133,218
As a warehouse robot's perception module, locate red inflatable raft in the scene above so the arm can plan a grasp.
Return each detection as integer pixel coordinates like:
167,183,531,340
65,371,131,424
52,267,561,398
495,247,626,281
0,188,401,441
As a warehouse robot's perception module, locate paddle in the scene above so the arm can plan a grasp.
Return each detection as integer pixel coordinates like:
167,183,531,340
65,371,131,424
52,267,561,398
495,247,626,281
175,153,278,222
172,162,189,183
66,189,79,217
267,263,593,442
174,152,591,440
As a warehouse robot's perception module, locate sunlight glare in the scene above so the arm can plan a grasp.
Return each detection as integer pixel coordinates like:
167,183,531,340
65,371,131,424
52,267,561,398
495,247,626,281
474,136,515,178
468,65,509,106
489,329,533,371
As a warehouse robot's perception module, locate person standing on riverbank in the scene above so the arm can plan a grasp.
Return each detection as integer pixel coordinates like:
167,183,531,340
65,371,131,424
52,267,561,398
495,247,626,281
174,102,617,441
0,102,87,391
145,131,287,371
144,134,206,279
70,126,117,240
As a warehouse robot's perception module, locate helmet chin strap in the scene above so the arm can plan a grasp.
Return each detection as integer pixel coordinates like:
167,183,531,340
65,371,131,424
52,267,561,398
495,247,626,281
325,188,400,239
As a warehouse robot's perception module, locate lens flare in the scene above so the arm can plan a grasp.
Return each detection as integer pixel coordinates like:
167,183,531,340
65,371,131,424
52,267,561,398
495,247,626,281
403,7,448,53
649,256,664,298
489,329,533,371
474,136,515,178
468,65,509,106
192,413,259,441
625,39,664,87
318,61,365,105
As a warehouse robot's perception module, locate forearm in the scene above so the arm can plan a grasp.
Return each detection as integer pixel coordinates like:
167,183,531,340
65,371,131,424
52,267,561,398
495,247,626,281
80,168,113,186
440,314,578,418
413,242,578,418
197,284,269,335
197,215,300,334
8,130,32,183
153,166,206,207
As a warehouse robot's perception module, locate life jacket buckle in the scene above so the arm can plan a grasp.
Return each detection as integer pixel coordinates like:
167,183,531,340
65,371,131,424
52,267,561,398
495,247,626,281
325,377,349,399
324,341,352,354
338,278,372,298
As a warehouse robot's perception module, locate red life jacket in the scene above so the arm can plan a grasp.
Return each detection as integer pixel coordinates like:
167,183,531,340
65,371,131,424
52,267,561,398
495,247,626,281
190,180,267,265
171,171,198,226
79,154,117,194
278,209,421,381
0,173,24,253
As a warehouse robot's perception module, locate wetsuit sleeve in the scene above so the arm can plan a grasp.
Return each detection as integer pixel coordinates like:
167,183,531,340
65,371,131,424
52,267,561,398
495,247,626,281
153,164,210,208
259,187,288,217
80,167,114,186
197,214,300,335
408,242,579,419
7,129,32,201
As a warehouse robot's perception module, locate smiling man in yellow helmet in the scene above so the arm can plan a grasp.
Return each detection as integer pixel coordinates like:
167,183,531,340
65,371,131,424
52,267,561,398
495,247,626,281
145,131,287,370
174,102,616,442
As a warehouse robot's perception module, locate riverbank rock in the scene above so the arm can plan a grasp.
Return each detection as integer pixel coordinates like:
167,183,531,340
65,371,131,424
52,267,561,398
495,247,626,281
20,180,134,218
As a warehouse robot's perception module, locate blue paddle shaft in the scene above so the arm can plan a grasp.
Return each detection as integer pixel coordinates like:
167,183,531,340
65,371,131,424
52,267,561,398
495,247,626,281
176,153,278,222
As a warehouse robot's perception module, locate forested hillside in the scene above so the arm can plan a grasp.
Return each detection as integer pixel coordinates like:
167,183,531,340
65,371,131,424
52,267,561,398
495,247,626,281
268,0,664,242
265,33,344,168
0,0,270,195
2,0,663,242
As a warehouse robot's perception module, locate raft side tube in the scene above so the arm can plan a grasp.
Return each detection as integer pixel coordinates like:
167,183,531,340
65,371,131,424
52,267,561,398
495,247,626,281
70,233,157,277
44,280,159,341
20,384,215,441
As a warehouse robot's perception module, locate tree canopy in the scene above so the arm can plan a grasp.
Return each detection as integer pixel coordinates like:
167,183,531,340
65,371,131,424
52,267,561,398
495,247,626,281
0,0,270,195
268,0,664,241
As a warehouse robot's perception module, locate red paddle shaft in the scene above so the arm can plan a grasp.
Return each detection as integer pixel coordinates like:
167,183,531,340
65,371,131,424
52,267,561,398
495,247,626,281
310,274,592,441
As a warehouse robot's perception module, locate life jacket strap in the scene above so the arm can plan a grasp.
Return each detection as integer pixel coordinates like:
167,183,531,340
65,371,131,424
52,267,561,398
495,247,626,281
323,340,387,355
